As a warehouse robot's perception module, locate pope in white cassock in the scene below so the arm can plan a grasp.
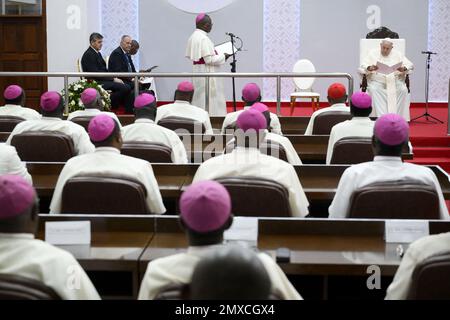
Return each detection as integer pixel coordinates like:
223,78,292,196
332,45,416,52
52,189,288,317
186,13,231,116
360,39,414,121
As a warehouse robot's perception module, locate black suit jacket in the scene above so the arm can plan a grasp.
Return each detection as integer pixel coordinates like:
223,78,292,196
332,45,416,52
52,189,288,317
108,47,136,74
81,47,113,82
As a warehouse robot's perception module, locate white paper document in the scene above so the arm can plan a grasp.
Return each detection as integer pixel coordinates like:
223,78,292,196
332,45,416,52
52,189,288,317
385,220,429,244
215,41,238,56
376,61,403,75
45,221,91,246
224,217,258,248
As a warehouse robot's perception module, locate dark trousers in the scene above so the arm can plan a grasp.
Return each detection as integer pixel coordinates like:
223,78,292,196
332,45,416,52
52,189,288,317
99,81,133,113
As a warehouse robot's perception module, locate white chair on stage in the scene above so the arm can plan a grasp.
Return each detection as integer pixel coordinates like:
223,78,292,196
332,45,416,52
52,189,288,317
290,59,320,116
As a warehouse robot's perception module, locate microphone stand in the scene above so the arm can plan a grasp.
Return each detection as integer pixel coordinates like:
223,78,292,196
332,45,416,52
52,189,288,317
411,52,443,123
228,33,238,112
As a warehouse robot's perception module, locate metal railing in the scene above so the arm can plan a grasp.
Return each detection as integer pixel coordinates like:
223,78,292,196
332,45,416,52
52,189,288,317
0,72,354,116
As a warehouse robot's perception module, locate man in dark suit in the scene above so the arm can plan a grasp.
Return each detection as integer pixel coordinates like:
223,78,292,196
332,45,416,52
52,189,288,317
81,33,133,112
108,35,136,87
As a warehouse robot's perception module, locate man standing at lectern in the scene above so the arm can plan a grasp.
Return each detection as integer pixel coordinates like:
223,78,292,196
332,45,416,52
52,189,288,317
360,39,414,121
186,13,231,116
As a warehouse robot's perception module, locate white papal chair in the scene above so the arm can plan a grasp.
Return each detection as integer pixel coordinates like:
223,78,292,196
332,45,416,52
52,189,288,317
290,59,320,116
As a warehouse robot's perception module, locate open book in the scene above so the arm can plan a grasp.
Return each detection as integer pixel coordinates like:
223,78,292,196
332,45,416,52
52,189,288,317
376,62,403,75
215,41,238,56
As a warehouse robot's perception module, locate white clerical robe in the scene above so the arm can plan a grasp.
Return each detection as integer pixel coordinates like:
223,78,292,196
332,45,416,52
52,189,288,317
361,49,414,121
49,147,166,214
329,156,450,220
186,29,227,116
0,104,41,120
0,143,32,184
386,232,450,300
155,100,214,135
122,119,188,164
138,245,302,300
221,107,283,135
6,117,95,156
0,233,100,300
67,109,122,128
326,117,375,165
193,147,309,217
304,103,350,136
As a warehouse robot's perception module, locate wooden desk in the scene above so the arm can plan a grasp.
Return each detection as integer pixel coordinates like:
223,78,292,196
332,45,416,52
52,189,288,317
139,216,450,299
28,163,450,206
37,215,155,299
37,215,450,300
0,132,8,142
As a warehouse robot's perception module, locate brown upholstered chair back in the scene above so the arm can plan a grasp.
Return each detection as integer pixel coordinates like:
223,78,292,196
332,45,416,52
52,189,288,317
331,136,374,165
61,175,150,214
216,177,291,217
70,116,93,132
122,141,173,163
11,131,76,162
158,116,205,134
408,252,450,300
349,180,440,219
312,111,351,135
224,140,289,163
0,274,61,300
0,116,25,132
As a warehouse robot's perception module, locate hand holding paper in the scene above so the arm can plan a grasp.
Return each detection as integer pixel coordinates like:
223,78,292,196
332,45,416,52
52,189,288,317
376,61,403,75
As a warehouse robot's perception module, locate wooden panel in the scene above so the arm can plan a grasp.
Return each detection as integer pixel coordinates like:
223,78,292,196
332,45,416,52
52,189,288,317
0,11,47,109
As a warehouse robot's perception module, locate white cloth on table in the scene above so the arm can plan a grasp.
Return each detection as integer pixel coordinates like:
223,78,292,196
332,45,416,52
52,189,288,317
122,119,188,164
360,49,414,121
186,29,227,116
6,117,95,156
0,104,41,121
304,103,350,136
67,109,122,128
221,106,283,136
0,143,32,184
193,147,309,218
0,233,100,300
49,147,166,215
138,244,302,300
328,156,450,220
156,100,213,135
386,232,450,300
326,117,375,165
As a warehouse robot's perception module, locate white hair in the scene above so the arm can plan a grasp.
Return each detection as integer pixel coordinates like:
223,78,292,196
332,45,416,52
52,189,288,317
381,38,394,46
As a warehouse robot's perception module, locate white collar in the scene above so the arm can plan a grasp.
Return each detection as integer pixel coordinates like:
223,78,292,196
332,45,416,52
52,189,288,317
188,244,225,255
0,233,35,240
90,46,100,54
374,156,403,163
121,47,128,55
95,147,121,154
195,29,208,36
41,117,62,121
135,118,155,124
174,100,191,105
3,104,22,108
351,117,372,122
330,103,348,108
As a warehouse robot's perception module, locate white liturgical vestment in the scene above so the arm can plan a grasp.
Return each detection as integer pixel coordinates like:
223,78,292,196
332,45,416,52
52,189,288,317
361,49,414,121
6,117,95,155
122,119,188,164
138,245,303,300
329,156,449,220
0,104,41,120
386,232,450,300
156,100,213,135
193,147,309,217
186,29,227,116
326,117,375,165
304,103,350,136
0,233,100,300
67,109,122,128
221,107,283,136
49,147,166,214
0,143,32,184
